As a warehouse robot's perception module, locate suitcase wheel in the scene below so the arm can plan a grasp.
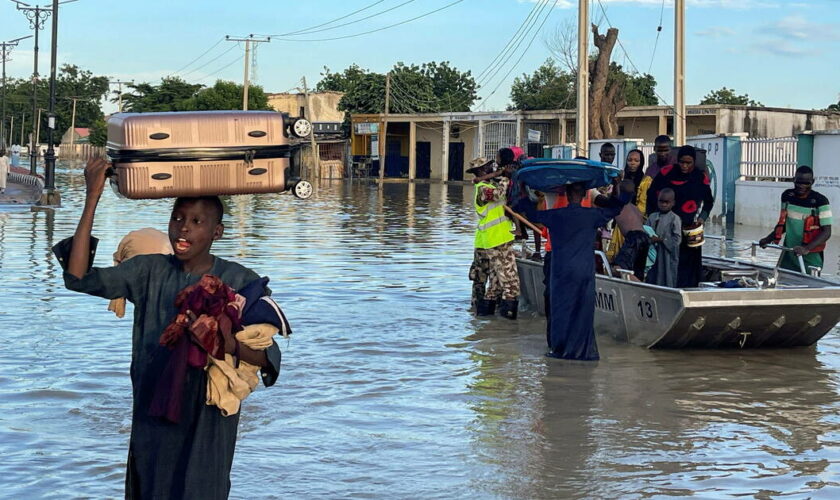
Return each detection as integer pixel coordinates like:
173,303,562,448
292,180,313,200
290,118,313,138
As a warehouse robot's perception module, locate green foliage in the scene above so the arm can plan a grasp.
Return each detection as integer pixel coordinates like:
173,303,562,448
509,59,575,111
316,61,477,115
1,64,109,146
187,80,272,111
508,60,658,111
700,87,762,106
88,118,108,147
120,77,203,112
828,97,840,112
121,78,272,112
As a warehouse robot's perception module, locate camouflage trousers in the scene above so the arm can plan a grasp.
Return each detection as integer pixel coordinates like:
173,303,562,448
469,242,520,303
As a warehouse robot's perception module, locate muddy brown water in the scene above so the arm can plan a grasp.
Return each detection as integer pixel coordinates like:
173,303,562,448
1,164,838,498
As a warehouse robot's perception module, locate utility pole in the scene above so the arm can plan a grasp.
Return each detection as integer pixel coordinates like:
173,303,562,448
225,35,270,111
1,35,32,149
109,80,131,112
575,0,589,157
20,111,25,145
8,116,13,146
35,108,43,148
67,97,77,148
379,72,390,182
301,76,319,178
12,0,56,175
674,0,686,146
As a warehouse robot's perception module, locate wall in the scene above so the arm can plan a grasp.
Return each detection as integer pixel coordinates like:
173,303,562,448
811,132,840,219
416,123,445,179
619,117,660,141
734,180,787,228
267,92,345,122
717,108,840,138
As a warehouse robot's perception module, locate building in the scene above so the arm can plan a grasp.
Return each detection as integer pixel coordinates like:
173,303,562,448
60,127,90,145
350,105,840,181
267,91,345,135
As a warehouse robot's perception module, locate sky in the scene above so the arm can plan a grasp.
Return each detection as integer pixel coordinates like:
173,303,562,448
1,0,839,114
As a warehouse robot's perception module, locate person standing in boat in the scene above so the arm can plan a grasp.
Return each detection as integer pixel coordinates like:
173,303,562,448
646,145,714,288
518,178,628,360
759,166,832,273
606,149,652,262
646,135,675,178
646,188,682,288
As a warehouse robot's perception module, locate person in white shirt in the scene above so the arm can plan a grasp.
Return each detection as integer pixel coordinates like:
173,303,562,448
0,146,9,194
10,144,21,167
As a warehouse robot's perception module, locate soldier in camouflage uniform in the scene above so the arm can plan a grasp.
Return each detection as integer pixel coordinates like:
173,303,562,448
469,149,521,319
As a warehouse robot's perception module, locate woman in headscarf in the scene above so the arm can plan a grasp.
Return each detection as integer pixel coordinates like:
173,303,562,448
646,145,714,287
606,149,652,261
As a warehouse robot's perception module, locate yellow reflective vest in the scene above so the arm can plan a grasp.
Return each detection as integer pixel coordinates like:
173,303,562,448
474,181,514,249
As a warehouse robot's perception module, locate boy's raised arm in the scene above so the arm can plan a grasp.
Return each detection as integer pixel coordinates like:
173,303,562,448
68,158,109,279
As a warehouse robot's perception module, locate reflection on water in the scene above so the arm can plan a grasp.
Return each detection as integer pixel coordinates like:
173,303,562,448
1,163,838,498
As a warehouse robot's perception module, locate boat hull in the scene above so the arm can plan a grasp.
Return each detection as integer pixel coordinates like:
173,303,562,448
517,257,840,349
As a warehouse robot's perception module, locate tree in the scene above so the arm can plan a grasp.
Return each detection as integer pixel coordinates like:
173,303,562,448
88,118,107,147
121,77,203,112
827,95,840,111
187,80,272,111
534,22,659,138
316,61,477,115
509,59,575,110
1,64,109,146
700,87,762,106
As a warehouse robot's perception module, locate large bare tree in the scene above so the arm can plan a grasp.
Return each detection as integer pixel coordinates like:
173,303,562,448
545,21,626,140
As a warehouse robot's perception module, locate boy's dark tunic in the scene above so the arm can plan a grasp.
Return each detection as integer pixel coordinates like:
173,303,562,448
525,198,626,360
54,237,281,500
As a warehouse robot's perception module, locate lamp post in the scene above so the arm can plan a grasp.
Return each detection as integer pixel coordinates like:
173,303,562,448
11,0,52,176
1,35,32,149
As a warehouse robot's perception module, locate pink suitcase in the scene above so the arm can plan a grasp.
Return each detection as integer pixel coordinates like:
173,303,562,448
106,111,300,199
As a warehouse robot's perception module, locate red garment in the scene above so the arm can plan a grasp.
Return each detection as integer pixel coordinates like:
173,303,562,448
151,275,243,423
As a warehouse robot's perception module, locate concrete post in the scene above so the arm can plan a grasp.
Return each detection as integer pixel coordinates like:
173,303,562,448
515,116,523,147
408,120,417,181
658,113,668,136
478,119,485,159
559,117,567,145
441,120,450,182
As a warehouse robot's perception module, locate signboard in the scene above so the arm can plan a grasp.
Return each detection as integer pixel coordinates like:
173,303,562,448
527,129,542,142
355,122,379,135
370,134,379,160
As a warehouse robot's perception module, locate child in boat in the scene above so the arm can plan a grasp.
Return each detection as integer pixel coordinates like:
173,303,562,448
645,188,682,288
518,178,628,360
53,158,283,499
612,179,651,281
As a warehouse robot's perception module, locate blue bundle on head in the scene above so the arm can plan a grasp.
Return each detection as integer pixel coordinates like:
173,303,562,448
512,158,621,194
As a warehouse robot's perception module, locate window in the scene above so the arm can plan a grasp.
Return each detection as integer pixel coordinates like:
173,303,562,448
299,106,306,118
618,125,625,136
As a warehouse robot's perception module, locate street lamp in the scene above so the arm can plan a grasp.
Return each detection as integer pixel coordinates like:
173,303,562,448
1,34,32,149
11,0,77,189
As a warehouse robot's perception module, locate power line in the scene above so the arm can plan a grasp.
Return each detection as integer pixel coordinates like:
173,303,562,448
475,0,552,88
593,0,681,115
474,0,548,83
196,54,243,83
647,0,666,74
475,0,560,109
170,37,224,76
269,0,465,42
268,0,417,37
271,0,387,36
179,43,239,78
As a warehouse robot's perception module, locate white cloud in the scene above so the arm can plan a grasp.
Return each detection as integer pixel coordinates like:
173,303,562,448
757,14,840,42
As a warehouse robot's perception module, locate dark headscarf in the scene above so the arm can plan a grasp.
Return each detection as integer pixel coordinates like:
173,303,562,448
677,145,697,162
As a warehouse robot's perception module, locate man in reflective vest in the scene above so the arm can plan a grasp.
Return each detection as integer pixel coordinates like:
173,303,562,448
467,157,520,319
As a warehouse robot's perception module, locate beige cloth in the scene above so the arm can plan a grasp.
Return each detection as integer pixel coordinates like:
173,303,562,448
108,228,173,317
206,323,278,417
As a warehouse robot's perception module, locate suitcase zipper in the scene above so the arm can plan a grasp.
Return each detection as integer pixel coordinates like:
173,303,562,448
107,145,291,163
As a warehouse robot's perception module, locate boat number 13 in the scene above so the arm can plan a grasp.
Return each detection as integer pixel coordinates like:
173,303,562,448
636,298,657,322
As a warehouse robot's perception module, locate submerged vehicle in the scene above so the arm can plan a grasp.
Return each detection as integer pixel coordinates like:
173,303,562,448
517,244,840,349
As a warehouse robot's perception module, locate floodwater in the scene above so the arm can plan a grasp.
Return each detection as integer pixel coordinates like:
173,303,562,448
1,163,839,499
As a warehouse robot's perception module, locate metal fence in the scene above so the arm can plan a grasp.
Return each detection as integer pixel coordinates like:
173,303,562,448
482,122,517,160
60,143,106,161
739,136,798,181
